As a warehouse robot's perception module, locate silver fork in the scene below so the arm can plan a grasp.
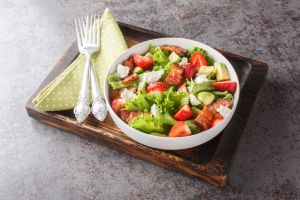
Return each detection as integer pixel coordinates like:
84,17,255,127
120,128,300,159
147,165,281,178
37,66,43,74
74,14,107,123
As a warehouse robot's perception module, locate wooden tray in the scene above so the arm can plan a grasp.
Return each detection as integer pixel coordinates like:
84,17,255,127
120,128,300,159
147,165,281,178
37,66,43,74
26,22,268,186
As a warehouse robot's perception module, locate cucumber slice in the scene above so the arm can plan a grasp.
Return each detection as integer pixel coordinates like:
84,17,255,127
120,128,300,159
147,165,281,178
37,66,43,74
134,67,143,74
212,91,233,100
197,91,215,105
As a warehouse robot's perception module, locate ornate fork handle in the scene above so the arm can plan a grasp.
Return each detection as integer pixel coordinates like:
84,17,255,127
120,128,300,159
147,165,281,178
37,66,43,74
74,55,91,123
90,59,107,121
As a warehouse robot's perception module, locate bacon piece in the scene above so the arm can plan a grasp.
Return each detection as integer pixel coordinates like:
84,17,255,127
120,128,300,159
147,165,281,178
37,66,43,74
161,45,187,56
122,73,138,84
164,64,184,87
120,111,142,123
200,106,214,121
194,106,214,131
122,56,135,73
212,99,233,111
120,111,130,122
194,115,210,130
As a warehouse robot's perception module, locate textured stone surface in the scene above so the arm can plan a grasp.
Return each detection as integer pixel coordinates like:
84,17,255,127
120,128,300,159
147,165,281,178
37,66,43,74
0,0,299,199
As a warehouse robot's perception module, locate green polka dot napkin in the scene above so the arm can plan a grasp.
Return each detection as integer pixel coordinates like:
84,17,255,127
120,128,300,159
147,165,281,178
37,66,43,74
33,9,128,111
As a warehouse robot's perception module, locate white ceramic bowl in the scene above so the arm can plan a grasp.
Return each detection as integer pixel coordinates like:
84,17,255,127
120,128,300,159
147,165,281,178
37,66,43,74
104,38,240,150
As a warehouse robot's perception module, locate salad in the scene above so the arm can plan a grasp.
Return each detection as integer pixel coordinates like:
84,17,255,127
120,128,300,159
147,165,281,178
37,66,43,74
107,44,237,137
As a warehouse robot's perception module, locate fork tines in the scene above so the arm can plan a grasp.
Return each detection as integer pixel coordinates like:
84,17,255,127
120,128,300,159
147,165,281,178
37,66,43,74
74,14,100,49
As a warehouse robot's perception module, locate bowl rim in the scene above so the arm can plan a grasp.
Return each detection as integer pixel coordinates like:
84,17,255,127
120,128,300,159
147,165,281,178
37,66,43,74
103,37,240,142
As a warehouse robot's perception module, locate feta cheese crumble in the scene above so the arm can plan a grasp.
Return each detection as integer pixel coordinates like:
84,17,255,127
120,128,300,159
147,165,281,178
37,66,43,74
142,70,164,83
179,57,188,66
189,94,201,106
216,105,232,118
117,64,130,78
150,104,159,117
120,88,136,102
194,74,208,84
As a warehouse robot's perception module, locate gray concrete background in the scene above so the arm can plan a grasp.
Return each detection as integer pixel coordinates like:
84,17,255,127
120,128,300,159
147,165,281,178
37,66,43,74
0,0,299,199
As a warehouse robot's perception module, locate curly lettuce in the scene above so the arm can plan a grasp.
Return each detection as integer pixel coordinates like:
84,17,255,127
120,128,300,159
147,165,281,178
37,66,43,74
148,45,170,66
123,93,156,112
128,110,176,134
126,88,189,134
129,114,164,133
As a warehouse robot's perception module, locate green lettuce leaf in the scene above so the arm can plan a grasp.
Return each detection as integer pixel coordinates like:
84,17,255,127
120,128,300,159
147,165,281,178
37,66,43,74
107,73,120,83
123,93,155,112
158,112,176,126
154,88,189,115
152,47,170,66
128,114,165,133
153,62,172,79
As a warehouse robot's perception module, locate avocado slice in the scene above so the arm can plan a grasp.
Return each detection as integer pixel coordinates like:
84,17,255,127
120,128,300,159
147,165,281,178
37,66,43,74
199,66,216,77
198,91,215,105
169,52,181,63
189,80,216,95
215,62,230,81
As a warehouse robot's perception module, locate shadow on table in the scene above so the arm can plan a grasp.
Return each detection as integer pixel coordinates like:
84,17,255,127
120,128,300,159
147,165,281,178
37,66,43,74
223,79,300,198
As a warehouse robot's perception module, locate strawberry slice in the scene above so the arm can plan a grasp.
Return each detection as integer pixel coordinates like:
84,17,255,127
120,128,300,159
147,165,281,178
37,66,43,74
169,121,192,137
174,104,193,121
111,98,126,114
133,54,153,70
212,81,237,93
146,82,169,95
178,82,188,93
189,52,208,68
183,63,197,79
209,115,224,128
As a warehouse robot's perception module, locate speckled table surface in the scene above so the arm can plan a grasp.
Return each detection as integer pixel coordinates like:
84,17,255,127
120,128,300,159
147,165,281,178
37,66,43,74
0,0,299,199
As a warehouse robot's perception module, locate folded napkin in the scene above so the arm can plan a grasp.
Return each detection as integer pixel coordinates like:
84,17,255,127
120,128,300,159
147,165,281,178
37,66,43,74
33,9,128,111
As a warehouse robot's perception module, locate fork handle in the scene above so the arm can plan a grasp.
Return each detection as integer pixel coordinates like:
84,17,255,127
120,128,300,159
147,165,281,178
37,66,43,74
90,60,107,121
73,55,91,123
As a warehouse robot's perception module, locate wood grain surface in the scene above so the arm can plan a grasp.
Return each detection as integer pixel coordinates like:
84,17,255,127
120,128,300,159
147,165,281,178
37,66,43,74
26,22,268,186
